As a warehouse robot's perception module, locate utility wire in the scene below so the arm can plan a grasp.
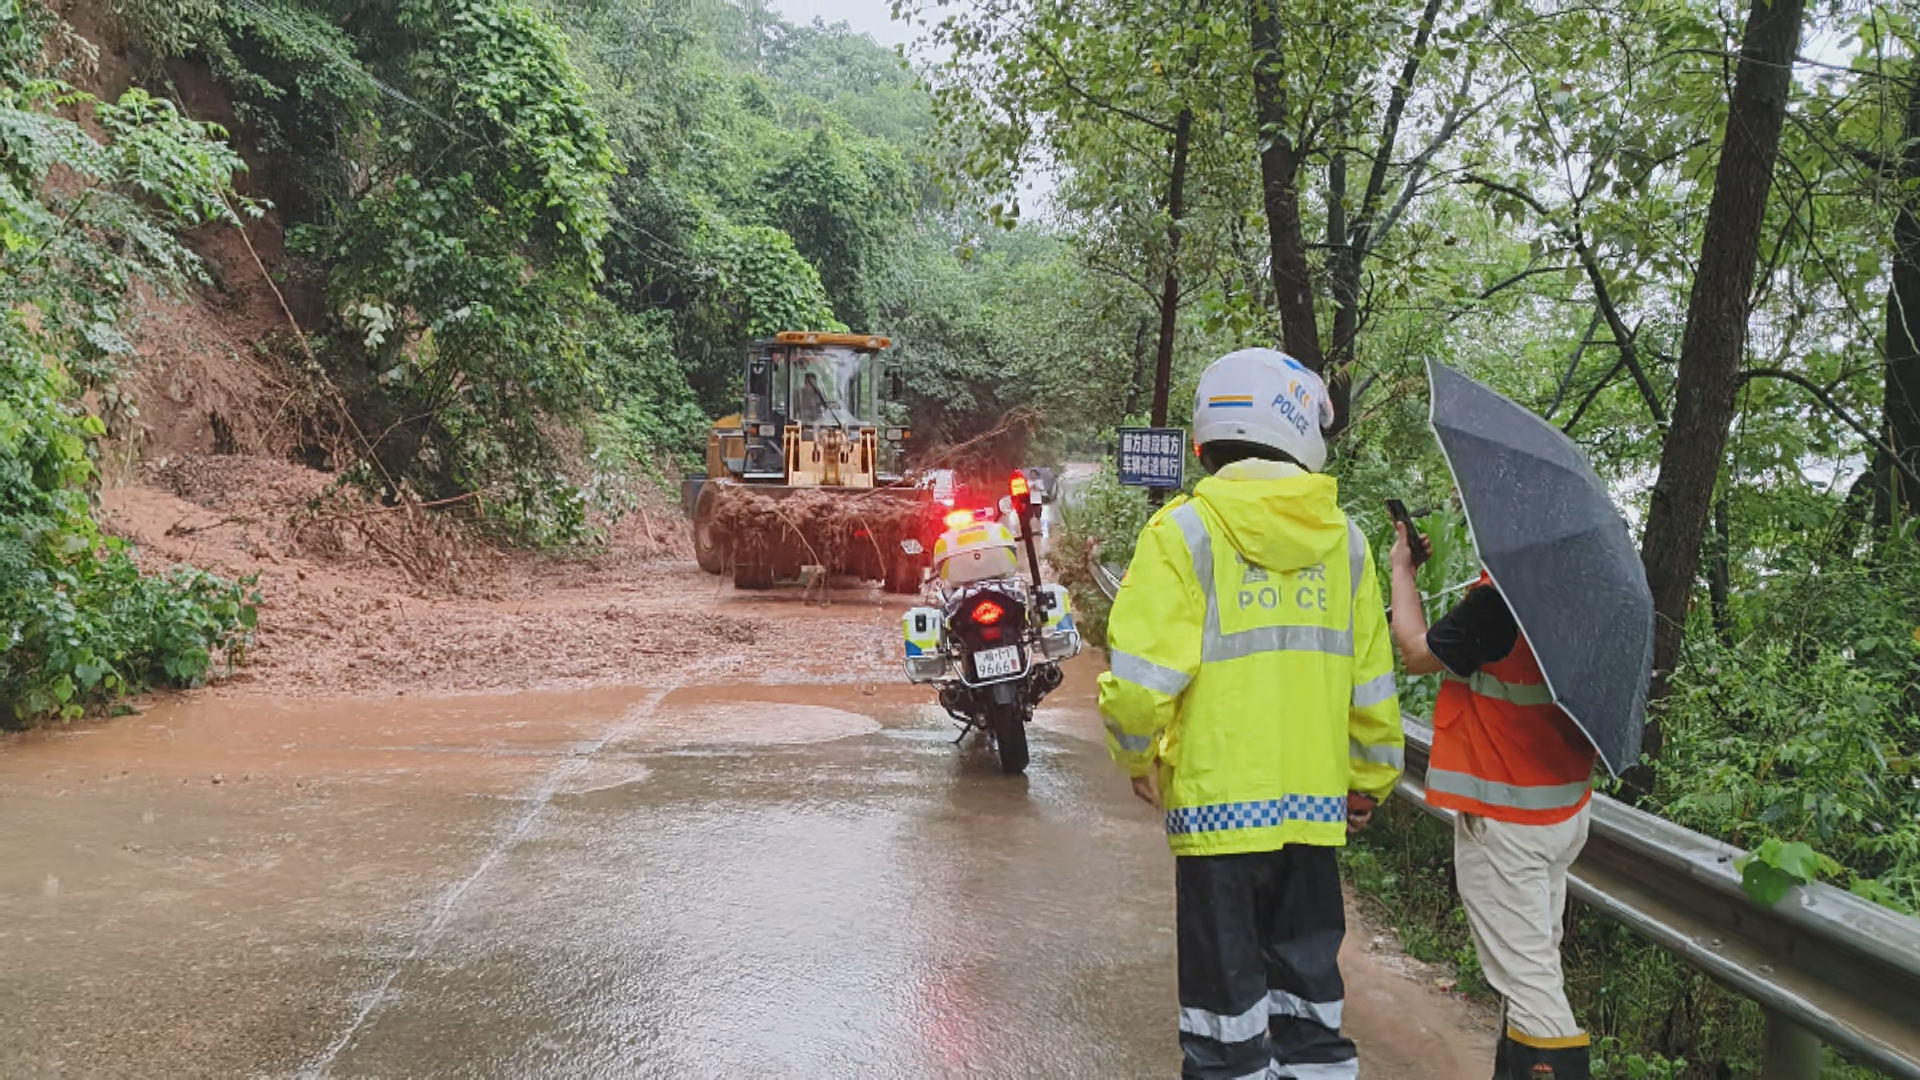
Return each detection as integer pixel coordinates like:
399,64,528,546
228,0,465,138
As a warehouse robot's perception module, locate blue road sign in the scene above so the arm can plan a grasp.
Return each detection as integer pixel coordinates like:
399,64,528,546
1117,427,1187,489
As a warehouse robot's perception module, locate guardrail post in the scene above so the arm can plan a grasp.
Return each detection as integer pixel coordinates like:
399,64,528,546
1761,1011,1822,1080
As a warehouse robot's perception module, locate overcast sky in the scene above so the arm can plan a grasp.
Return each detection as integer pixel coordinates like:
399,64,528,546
770,0,921,47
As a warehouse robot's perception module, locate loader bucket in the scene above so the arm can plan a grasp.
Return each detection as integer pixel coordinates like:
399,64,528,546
693,480,936,593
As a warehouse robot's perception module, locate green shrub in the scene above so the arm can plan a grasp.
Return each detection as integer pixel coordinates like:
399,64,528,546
2,548,259,722
1,1,259,723
1658,610,1920,912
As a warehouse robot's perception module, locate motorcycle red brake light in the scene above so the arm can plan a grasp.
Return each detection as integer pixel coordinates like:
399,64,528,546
972,600,1004,625
944,509,976,529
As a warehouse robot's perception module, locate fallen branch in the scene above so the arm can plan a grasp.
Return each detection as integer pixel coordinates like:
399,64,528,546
292,489,485,530
166,513,258,537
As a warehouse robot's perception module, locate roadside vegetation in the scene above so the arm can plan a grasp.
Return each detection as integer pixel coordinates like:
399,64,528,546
2,1,259,721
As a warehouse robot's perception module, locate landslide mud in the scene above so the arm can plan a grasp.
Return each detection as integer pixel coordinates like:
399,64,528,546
100,464,906,699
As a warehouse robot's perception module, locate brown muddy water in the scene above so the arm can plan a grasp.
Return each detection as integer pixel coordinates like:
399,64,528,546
0,627,1488,1077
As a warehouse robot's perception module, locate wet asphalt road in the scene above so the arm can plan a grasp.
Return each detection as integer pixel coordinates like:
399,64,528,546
0,619,1486,1077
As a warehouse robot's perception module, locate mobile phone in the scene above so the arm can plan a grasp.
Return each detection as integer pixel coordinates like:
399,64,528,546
1385,499,1429,569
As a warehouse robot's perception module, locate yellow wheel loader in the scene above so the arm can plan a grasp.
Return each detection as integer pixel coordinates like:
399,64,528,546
683,332,934,592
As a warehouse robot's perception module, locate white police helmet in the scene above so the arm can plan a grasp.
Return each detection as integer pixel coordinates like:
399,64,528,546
1190,348,1336,472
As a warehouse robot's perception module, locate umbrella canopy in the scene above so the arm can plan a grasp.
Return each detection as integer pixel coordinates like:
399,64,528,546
1427,359,1653,776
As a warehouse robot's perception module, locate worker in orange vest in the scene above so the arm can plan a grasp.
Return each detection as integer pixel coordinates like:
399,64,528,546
1388,524,1597,1080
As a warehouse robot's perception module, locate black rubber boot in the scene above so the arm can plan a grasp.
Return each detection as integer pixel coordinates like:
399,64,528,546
1503,1036,1590,1080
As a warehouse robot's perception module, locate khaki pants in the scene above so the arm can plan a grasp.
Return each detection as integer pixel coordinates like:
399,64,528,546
1454,805,1592,1041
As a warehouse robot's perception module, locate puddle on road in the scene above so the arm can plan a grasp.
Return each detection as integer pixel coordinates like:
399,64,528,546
612,701,880,749
668,679,925,709
0,685,662,793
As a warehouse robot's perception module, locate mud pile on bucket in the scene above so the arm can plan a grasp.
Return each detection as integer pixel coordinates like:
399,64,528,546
707,485,927,574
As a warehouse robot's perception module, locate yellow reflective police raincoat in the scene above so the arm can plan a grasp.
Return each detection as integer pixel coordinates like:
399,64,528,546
1097,460,1402,855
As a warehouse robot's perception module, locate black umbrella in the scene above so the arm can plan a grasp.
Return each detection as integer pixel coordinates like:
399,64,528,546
1426,359,1653,776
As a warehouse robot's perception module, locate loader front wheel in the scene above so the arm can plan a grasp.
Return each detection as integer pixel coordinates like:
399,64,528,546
692,483,724,574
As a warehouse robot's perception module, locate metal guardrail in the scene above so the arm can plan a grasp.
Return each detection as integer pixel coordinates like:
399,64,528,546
1396,718,1920,1079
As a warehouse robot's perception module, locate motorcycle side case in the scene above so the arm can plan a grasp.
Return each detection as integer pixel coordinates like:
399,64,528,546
1039,584,1074,630
903,606,948,682
1038,584,1082,661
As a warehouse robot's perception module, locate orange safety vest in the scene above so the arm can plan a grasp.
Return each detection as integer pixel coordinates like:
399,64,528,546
1426,583,1597,825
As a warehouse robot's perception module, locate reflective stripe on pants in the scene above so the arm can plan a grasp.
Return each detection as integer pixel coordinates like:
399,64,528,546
1270,1063,1360,1079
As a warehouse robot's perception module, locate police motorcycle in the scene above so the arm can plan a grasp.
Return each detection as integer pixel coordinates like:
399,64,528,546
901,473,1081,774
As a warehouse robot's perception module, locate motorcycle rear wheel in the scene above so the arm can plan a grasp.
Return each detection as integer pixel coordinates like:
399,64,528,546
990,704,1029,775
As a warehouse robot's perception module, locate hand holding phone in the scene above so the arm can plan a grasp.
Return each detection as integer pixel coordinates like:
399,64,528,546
1385,498,1430,570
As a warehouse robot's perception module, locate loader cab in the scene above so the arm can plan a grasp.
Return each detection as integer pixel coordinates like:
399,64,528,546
732,331,904,487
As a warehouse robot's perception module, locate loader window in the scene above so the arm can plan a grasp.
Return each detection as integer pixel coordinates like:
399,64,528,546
793,354,834,424
783,345,875,426
746,354,771,422
790,346,877,428
845,351,877,420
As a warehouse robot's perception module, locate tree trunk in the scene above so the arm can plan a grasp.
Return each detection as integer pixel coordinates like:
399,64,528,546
1333,0,1444,370
1147,109,1194,506
1639,0,1803,712
1150,108,1193,432
1708,491,1732,645
1821,462,1880,570
1327,99,1359,435
1882,67,1920,525
1248,0,1322,373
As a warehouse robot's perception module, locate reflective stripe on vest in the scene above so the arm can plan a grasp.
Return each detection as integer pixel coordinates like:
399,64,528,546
1167,503,1364,663
1425,767,1591,812
1104,720,1156,754
1349,737,1404,769
1110,649,1191,697
1352,671,1396,709
1444,669,1556,707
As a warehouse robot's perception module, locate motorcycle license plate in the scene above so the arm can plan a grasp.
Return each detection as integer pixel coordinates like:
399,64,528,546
974,645,1022,679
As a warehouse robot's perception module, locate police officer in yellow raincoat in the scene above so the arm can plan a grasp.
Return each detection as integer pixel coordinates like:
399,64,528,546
1099,349,1403,1080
